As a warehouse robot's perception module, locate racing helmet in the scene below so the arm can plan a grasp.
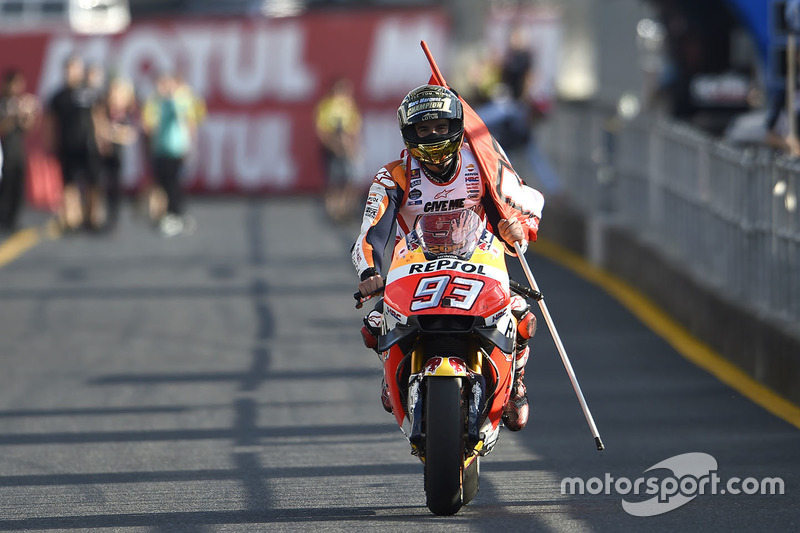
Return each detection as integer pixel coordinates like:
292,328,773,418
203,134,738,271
397,85,464,166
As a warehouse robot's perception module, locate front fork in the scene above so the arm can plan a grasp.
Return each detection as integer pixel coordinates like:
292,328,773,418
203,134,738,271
406,350,487,453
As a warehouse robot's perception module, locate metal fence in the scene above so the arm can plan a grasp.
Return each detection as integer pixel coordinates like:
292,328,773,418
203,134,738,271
537,104,800,328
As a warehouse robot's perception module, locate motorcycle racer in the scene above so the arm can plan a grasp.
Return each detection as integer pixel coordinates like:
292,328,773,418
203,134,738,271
352,84,542,431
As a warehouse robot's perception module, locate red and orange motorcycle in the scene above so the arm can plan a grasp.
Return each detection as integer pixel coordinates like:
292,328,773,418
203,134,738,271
356,208,539,515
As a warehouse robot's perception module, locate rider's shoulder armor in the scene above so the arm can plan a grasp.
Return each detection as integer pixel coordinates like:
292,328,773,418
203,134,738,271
372,159,409,192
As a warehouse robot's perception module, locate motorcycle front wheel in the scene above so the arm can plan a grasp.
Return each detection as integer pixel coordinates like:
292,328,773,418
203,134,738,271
423,377,465,516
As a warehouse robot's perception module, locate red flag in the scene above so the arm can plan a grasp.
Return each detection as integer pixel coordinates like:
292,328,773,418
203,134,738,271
420,41,542,242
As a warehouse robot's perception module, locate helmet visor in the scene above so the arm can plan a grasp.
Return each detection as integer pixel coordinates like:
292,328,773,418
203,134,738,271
407,134,462,166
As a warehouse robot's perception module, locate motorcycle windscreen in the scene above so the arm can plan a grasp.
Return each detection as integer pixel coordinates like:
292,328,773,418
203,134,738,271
414,209,483,260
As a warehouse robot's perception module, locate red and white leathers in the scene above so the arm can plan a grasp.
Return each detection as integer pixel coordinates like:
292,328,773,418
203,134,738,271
353,142,541,430
352,142,534,280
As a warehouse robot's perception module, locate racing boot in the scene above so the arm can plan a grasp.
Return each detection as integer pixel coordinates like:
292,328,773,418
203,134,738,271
502,343,529,431
510,294,537,341
380,377,393,414
360,309,382,353
503,296,536,431
359,305,392,413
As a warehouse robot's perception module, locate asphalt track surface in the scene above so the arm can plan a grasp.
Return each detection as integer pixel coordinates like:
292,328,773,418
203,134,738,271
0,197,798,532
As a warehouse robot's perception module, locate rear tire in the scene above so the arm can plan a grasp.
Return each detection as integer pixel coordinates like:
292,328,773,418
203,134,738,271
424,377,464,515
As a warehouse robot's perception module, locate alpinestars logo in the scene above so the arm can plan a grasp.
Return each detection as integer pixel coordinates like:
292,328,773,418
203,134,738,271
434,188,455,199
367,311,382,329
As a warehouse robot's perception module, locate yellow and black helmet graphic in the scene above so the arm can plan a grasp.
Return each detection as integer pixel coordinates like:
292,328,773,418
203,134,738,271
398,85,464,166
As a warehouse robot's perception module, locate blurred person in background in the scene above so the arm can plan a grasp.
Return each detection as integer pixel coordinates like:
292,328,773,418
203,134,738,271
141,74,205,225
775,0,800,156
765,93,800,156
84,63,108,230
476,27,561,195
0,69,39,232
764,43,800,157
94,76,138,232
176,73,206,129
476,27,534,151
44,55,101,231
85,63,105,96
315,77,363,223
141,71,197,237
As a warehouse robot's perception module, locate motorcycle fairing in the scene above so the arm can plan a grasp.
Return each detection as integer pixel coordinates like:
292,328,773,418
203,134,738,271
376,314,515,355
380,212,517,460
384,235,510,320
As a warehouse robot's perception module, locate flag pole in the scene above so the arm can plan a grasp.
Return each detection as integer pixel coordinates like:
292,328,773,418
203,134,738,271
421,41,446,86
420,40,603,449
515,242,604,450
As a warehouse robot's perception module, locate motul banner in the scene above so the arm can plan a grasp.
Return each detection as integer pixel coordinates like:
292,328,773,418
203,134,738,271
0,9,449,194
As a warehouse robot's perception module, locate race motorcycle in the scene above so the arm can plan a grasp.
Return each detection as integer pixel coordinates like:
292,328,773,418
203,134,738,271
356,208,539,515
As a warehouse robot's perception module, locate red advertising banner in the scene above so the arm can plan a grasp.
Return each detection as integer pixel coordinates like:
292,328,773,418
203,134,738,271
0,8,450,195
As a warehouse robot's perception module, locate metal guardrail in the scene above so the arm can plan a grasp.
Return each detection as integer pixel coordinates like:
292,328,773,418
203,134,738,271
537,104,800,328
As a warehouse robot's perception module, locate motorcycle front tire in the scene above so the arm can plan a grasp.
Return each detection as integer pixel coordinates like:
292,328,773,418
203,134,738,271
423,377,465,516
